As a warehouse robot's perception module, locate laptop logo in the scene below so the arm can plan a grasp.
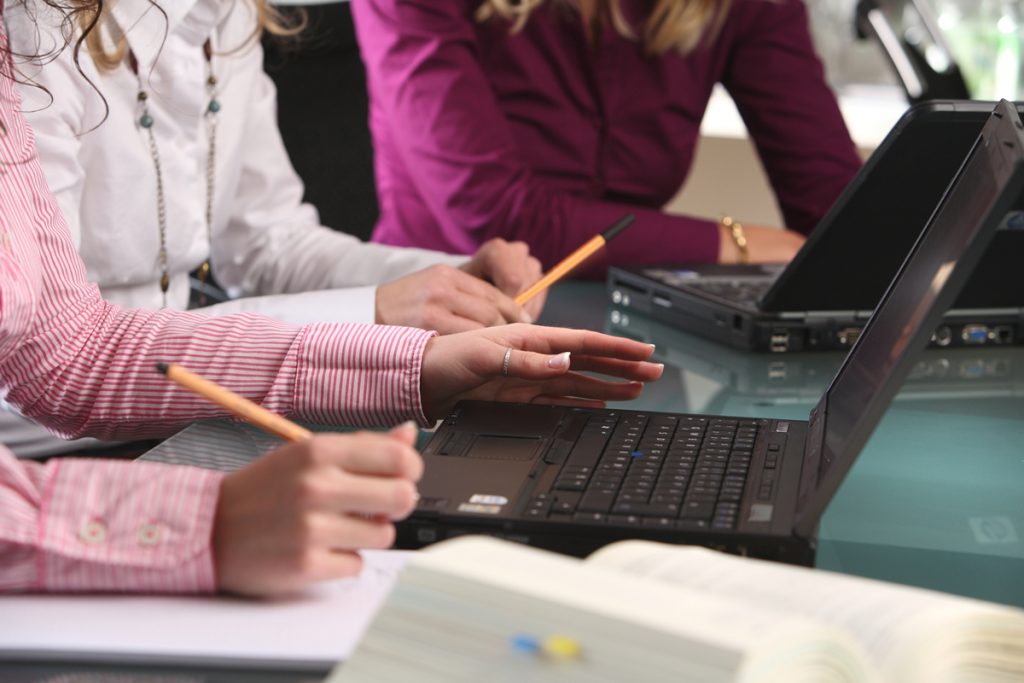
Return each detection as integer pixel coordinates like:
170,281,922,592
469,494,509,505
968,516,1019,545
458,503,503,514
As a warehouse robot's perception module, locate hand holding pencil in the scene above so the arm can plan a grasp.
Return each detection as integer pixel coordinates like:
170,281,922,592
156,362,423,596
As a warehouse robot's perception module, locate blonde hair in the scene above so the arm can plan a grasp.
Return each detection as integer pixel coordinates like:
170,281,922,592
476,0,733,55
79,0,305,71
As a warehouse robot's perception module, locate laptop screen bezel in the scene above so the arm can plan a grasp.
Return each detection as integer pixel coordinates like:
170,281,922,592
792,101,1024,538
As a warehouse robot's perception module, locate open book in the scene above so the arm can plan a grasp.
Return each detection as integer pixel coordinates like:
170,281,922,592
334,537,1024,682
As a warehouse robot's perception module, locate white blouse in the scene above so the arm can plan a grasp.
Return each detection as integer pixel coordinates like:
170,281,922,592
5,0,463,324
2,0,462,456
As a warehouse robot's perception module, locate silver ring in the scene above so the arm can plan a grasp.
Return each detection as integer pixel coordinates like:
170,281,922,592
501,347,513,377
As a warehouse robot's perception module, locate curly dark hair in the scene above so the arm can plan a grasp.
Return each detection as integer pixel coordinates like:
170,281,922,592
1,0,120,133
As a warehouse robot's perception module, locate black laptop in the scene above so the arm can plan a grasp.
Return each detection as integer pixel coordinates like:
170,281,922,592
400,101,1024,565
607,100,1024,352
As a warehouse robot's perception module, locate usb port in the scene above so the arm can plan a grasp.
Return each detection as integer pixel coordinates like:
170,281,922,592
652,294,672,309
769,331,790,353
961,325,990,345
837,327,861,346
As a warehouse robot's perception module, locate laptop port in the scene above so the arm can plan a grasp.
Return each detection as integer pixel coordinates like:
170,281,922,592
769,331,790,353
837,327,861,346
961,324,989,344
652,292,672,309
932,325,952,347
992,325,1013,344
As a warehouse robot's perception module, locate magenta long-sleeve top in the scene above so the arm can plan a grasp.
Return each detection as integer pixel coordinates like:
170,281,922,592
353,0,863,274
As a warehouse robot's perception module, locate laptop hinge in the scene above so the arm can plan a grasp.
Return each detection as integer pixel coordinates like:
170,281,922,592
777,310,867,321
792,396,828,539
803,310,859,321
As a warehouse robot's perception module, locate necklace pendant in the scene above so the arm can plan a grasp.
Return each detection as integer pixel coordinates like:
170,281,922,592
196,260,211,283
160,271,170,294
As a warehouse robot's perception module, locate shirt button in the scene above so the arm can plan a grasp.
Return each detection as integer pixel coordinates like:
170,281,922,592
78,519,108,545
137,523,163,546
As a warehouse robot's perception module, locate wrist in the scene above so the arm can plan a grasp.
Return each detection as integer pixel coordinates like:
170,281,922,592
720,216,749,264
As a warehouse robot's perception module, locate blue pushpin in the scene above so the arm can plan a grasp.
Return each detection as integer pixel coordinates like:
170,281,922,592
510,634,542,654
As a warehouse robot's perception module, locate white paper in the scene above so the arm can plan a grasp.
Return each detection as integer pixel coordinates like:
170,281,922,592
0,550,411,670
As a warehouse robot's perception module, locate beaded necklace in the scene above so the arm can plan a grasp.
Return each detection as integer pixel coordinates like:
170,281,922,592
128,39,221,308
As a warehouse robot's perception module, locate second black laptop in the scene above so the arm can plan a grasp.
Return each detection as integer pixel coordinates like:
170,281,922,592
607,100,1024,352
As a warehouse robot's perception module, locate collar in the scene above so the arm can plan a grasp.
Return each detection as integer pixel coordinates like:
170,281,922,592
108,0,231,71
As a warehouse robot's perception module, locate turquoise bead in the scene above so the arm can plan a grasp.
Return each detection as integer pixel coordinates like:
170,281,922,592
208,99,221,114
139,113,154,129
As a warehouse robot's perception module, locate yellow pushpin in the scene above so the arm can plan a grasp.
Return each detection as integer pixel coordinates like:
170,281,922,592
541,635,583,660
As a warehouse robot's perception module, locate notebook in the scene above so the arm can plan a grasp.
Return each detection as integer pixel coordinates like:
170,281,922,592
401,100,1024,564
606,100,1024,352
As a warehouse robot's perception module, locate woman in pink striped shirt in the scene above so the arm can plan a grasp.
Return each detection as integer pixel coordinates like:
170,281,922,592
0,4,663,596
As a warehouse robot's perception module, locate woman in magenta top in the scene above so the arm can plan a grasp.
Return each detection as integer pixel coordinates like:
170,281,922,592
353,0,863,272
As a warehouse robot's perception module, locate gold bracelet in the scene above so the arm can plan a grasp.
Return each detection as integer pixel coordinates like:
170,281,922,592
721,215,749,264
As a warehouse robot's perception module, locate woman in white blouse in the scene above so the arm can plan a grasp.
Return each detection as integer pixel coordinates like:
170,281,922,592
4,0,547,455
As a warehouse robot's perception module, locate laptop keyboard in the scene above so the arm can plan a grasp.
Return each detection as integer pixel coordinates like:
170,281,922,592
525,413,767,531
686,279,771,303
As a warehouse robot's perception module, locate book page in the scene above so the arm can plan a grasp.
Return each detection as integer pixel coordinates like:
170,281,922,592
401,537,872,683
589,541,1024,682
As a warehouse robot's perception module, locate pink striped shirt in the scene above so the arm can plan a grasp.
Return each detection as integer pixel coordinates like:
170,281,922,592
0,26,433,592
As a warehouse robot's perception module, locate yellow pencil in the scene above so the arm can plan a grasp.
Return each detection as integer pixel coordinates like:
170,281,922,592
156,362,313,442
515,214,635,306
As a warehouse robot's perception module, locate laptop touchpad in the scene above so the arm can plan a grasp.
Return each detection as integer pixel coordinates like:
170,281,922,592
465,435,541,460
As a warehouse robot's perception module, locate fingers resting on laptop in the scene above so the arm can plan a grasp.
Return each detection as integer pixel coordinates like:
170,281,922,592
419,323,664,420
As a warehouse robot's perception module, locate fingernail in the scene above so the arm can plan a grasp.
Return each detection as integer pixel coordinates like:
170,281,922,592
547,351,571,369
648,344,657,351
520,311,534,324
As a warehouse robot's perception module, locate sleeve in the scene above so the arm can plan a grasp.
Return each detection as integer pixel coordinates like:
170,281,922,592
214,51,469,298
0,449,224,593
722,0,862,235
352,0,722,273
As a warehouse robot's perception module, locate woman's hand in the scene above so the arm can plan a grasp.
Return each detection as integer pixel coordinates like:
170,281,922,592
212,424,422,597
419,323,664,421
460,238,546,320
375,238,544,334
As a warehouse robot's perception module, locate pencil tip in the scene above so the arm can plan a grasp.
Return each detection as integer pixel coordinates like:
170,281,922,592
155,362,170,375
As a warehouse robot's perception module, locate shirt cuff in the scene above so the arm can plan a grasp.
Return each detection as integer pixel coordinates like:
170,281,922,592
282,322,436,427
37,459,223,593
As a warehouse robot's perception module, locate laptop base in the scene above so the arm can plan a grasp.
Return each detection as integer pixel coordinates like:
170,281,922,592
397,517,817,567
608,266,1023,353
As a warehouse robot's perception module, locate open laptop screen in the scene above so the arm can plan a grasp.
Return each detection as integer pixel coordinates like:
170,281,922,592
794,102,1024,534
764,101,1024,313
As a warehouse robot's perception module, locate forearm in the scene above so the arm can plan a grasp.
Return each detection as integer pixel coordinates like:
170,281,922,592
476,195,721,275
226,222,467,296
4,278,434,439
0,450,224,593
